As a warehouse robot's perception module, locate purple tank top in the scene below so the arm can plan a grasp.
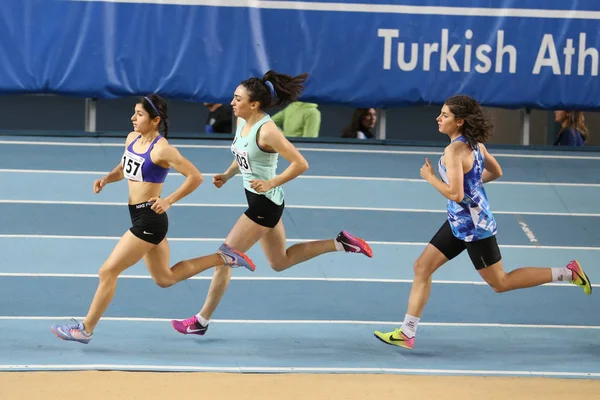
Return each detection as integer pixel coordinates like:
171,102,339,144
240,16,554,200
121,135,170,183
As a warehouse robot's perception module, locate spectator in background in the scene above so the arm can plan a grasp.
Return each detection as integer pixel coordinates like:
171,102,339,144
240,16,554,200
341,108,377,139
553,110,588,146
271,101,321,138
204,103,233,134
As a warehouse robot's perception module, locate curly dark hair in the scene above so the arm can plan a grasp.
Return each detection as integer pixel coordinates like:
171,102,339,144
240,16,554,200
444,95,494,148
240,70,309,109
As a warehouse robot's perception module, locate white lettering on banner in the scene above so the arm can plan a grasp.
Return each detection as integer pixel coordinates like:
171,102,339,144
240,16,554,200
398,42,418,71
533,35,561,75
380,28,599,77
578,33,599,76
440,29,460,72
378,28,517,74
378,29,398,70
495,31,517,73
423,43,439,72
474,44,492,73
533,33,599,76
463,30,473,72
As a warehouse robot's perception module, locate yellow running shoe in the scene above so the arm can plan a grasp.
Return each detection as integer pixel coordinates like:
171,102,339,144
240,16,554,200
567,260,592,295
373,328,414,350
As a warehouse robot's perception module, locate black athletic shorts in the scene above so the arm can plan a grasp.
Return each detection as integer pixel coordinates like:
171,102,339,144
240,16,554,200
429,220,502,270
128,201,168,245
244,189,284,228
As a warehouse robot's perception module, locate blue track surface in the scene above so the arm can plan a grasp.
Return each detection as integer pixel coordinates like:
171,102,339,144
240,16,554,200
0,137,598,378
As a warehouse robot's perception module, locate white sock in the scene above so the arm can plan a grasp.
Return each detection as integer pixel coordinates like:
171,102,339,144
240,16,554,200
401,314,420,338
551,267,572,282
334,238,344,251
196,313,210,327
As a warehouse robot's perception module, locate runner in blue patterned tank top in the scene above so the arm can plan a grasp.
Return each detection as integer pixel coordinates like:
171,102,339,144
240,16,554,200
374,95,592,351
50,95,252,344
438,134,497,242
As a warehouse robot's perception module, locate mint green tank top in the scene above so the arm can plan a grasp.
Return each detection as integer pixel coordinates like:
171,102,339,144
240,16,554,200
231,114,284,205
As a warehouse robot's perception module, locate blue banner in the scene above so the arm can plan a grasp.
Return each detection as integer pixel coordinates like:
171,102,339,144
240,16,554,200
0,0,599,109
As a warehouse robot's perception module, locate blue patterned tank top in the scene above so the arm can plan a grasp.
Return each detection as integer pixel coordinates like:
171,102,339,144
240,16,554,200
437,136,497,242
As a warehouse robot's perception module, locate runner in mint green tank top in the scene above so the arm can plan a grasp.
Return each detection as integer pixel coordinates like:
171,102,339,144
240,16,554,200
170,70,374,338
231,114,284,205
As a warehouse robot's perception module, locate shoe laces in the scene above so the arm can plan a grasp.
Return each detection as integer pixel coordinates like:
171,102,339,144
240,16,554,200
182,316,199,327
66,318,82,332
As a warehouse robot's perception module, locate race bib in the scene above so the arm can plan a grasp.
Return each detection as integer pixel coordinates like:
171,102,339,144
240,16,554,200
122,150,145,181
231,145,252,174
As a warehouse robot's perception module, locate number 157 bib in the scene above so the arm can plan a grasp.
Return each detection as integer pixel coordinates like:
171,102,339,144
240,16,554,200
122,151,145,181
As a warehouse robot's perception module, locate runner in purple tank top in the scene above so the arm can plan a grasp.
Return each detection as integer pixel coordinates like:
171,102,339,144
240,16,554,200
50,95,255,344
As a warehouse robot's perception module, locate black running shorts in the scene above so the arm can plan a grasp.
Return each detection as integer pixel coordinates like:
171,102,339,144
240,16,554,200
128,201,168,245
244,189,284,228
429,220,502,270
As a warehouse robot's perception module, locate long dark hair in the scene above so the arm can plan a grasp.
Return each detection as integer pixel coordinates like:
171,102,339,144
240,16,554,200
139,94,169,138
444,95,493,148
240,70,308,109
341,108,375,139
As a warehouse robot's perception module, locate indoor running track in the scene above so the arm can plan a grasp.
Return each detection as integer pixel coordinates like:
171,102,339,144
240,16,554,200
0,136,598,378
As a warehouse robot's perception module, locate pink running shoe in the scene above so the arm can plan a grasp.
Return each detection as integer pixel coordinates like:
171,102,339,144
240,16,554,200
336,230,373,258
171,315,208,336
566,260,592,295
